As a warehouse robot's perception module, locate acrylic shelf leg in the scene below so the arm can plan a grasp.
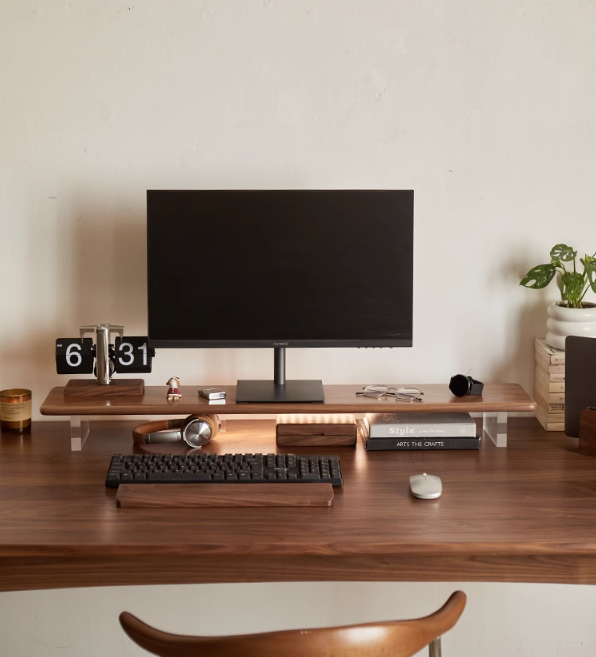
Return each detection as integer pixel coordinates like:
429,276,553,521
483,412,507,447
70,416,90,451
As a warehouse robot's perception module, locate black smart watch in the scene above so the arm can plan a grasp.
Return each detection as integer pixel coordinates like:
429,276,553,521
449,375,484,397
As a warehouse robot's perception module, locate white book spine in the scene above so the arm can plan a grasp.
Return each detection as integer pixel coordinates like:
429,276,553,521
535,338,565,364
535,406,565,431
534,378,565,403
534,370,565,392
534,391,565,413
367,423,477,438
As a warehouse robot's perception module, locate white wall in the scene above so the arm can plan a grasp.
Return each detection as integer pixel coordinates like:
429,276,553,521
1,582,596,656
1,1,595,655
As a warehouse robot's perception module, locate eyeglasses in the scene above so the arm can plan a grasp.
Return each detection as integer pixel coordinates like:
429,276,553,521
356,385,424,402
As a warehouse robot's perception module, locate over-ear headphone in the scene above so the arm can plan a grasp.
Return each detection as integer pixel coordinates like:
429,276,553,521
133,414,220,448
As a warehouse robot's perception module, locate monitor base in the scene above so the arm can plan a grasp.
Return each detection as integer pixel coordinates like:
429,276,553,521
236,380,325,403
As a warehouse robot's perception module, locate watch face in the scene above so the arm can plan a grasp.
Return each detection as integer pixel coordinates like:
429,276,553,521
449,375,470,397
183,419,212,448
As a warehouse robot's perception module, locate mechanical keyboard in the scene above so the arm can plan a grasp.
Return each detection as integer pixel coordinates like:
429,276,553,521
105,453,343,488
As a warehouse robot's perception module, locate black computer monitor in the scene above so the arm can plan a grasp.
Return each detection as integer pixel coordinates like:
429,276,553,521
147,190,414,402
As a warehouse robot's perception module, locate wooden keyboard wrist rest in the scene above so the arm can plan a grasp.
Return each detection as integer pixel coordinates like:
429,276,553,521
116,483,334,507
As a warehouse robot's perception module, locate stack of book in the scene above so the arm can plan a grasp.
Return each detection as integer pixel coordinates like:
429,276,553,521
534,338,565,431
361,412,481,450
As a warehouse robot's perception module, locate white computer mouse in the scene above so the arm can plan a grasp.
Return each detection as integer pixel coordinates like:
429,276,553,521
410,473,442,499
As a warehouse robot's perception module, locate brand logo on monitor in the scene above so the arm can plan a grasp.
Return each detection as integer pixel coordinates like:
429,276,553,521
273,342,289,346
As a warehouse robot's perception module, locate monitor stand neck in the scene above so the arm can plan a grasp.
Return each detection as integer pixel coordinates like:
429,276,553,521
274,347,286,386
235,347,324,403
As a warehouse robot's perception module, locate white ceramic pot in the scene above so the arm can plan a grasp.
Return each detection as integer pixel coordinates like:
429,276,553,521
545,301,596,350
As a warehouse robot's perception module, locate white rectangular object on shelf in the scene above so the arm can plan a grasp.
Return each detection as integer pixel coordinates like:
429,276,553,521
364,412,476,438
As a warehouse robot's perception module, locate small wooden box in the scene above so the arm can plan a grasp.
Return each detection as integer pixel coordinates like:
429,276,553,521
578,408,596,457
276,414,357,447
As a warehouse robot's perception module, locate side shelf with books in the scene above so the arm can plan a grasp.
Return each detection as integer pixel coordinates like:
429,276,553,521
535,338,565,431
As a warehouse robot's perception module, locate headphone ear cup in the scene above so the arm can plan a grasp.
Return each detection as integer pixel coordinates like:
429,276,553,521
180,414,220,447
202,414,220,440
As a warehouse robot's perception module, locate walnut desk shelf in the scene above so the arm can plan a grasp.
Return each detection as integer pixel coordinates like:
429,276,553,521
41,383,535,450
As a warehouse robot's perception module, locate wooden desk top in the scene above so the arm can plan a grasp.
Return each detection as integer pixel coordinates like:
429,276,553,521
40,383,536,415
1,417,595,591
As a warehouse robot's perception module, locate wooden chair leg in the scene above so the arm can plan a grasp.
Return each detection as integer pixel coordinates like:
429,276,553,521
428,636,441,657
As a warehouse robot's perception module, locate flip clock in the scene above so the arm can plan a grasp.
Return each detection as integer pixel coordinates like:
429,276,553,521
56,324,155,397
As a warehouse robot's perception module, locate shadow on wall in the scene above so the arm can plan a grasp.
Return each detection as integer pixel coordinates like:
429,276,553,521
492,299,546,397
447,242,549,398
492,244,551,397
1,198,150,397
73,204,147,328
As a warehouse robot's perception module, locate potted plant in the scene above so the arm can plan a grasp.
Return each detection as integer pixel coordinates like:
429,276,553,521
520,244,596,350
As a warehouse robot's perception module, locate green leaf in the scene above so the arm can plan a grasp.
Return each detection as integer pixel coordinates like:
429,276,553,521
585,258,596,294
550,244,576,262
551,258,565,270
520,264,556,289
560,271,585,307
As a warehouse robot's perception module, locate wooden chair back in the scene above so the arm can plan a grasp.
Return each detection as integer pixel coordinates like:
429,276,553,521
120,590,466,657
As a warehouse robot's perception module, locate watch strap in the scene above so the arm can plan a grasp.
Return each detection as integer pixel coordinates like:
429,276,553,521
468,378,484,395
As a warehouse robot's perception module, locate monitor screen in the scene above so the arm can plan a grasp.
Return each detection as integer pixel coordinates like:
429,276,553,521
147,190,413,348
